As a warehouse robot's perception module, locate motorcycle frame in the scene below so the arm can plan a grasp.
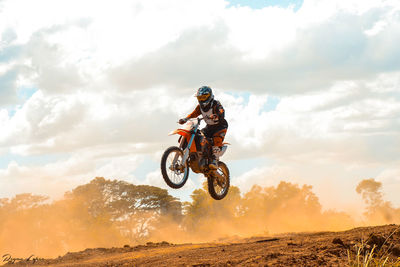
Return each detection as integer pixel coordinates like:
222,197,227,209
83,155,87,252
168,117,229,184
169,118,203,167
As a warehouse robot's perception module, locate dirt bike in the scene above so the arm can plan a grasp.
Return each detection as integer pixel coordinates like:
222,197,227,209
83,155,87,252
160,117,230,200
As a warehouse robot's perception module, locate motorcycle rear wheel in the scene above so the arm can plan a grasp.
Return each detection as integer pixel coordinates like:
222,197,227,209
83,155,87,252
161,146,189,189
207,161,230,200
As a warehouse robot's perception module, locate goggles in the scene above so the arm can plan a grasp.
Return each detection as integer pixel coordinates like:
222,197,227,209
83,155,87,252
197,93,210,102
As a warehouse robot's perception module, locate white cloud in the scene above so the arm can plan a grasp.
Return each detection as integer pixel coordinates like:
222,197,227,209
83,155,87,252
0,147,144,199
1,0,400,98
219,69,400,164
0,68,18,105
0,88,187,154
144,170,169,190
102,0,400,93
234,166,289,192
376,166,400,206
0,0,399,209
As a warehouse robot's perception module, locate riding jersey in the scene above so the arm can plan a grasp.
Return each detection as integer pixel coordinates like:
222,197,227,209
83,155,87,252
185,100,228,127
185,100,228,147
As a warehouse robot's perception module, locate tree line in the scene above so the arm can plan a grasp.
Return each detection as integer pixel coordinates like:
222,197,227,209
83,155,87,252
0,177,398,257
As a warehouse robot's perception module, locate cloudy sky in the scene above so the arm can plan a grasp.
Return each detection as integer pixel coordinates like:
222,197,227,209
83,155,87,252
0,0,399,213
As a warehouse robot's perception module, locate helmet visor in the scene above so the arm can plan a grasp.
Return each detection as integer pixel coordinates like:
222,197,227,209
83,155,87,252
197,93,210,102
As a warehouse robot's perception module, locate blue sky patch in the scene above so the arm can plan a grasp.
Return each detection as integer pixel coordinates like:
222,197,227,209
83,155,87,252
7,107,17,117
4,87,38,117
0,69,17,90
0,45,22,62
227,0,303,11
18,86,38,101
228,157,271,177
133,156,158,180
263,96,280,112
0,152,70,169
225,91,251,105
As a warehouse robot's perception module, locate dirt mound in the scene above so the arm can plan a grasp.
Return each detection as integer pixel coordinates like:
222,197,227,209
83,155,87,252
4,225,400,266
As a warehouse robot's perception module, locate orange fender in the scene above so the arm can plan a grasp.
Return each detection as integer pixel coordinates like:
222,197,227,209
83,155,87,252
169,129,197,152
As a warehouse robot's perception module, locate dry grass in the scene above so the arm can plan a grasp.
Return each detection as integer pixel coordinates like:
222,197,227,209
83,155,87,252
347,227,400,267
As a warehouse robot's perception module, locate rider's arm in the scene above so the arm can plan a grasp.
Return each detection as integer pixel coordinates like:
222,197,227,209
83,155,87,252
185,105,201,119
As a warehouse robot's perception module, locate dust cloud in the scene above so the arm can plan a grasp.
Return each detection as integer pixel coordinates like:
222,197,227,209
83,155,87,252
356,178,400,225
0,193,129,258
0,177,399,258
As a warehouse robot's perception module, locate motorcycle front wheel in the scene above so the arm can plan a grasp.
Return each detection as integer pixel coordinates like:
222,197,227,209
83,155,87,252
161,146,189,189
208,161,230,200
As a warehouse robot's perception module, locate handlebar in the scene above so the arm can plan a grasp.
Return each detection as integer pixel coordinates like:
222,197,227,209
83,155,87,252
177,117,203,124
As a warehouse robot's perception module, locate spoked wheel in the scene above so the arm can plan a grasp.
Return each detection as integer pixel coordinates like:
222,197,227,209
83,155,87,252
161,146,189,189
207,161,230,200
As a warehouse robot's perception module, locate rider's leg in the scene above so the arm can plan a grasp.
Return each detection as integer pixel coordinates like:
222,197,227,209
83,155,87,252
201,125,213,154
209,128,227,170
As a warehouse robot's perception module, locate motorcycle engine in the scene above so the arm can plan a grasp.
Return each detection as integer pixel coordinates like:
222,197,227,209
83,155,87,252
189,153,202,173
198,158,207,172
189,153,208,173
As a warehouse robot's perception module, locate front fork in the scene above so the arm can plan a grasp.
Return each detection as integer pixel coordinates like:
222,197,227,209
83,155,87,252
182,133,195,167
171,137,186,169
178,136,186,149
172,133,195,169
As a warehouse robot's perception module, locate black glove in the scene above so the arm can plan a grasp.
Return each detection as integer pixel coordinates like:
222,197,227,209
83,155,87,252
178,118,188,125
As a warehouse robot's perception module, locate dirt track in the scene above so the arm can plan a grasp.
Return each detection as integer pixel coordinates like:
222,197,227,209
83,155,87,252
4,225,400,266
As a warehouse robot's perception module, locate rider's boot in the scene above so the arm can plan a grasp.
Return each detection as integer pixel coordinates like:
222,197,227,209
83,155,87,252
209,146,220,170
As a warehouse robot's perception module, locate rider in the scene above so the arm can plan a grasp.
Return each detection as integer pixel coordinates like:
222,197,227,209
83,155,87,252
179,86,228,170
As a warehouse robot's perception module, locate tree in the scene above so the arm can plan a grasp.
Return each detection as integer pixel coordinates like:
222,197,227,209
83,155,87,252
241,182,323,233
356,178,400,224
65,177,182,241
0,177,184,257
183,183,242,238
